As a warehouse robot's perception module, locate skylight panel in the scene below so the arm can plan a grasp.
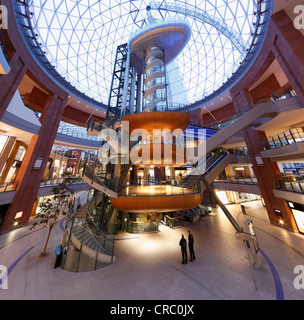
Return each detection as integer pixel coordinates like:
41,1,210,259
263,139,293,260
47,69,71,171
29,0,259,105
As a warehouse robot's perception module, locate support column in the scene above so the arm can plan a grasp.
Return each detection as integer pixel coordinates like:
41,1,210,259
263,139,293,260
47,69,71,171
231,90,298,232
271,10,304,105
0,54,27,120
0,92,67,231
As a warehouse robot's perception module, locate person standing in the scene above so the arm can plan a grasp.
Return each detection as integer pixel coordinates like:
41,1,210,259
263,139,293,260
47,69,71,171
179,234,187,264
188,230,195,262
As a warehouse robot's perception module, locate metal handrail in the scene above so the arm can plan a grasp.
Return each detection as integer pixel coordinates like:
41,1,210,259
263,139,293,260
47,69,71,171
214,175,258,185
57,123,101,142
261,128,304,150
40,176,84,187
121,177,201,197
207,96,273,130
0,181,18,192
274,179,304,194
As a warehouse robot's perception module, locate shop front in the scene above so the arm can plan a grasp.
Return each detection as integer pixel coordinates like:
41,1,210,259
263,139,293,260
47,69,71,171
288,202,304,234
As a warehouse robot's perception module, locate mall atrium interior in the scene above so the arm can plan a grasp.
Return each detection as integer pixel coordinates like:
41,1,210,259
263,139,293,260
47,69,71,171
0,0,304,300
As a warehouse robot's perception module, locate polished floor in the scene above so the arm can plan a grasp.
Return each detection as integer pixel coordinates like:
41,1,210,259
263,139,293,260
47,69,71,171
0,200,304,300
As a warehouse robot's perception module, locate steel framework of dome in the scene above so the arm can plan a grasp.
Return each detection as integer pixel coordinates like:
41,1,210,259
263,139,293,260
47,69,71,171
19,0,272,109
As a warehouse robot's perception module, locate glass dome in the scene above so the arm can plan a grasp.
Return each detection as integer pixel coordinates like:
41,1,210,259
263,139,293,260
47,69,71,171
29,0,262,107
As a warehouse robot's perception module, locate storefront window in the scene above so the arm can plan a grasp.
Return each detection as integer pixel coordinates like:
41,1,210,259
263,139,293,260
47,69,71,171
292,209,304,234
15,146,26,161
0,134,8,154
4,145,27,183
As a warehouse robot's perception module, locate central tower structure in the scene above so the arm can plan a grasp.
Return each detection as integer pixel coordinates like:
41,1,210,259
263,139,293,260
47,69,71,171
87,9,202,231
107,9,203,215
63,8,204,270
128,6,191,112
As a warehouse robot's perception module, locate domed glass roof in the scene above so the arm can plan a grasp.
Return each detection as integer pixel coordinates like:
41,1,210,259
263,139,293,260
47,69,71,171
29,0,262,107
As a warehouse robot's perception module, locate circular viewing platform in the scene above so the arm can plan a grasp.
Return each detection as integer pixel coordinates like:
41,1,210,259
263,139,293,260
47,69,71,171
110,190,202,213
110,179,202,213
129,19,191,65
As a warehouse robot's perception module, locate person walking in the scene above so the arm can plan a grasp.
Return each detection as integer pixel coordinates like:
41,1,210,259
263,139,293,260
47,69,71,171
188,230,195,262
179,234,187,264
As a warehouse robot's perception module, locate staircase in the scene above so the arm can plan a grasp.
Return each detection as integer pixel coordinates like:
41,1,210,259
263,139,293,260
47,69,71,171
61,192,115,271
68,219,115,264
82,166,119,199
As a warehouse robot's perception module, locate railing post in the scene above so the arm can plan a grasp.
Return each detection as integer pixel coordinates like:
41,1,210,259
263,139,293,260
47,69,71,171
289,129,296,144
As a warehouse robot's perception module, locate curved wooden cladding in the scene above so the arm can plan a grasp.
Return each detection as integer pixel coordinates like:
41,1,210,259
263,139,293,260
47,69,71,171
230,11,304,107
121,111,190,133
110,193,203,213
130,143,188,167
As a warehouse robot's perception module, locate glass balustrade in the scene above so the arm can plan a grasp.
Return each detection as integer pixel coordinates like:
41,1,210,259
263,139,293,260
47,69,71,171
214,175,258,185
0,182,17,192
164,214,184,229
261,128,304,150
127,219,160,233
58,121,100,141
145,64,165,77
120,177,201,197
274,177,304,194
60,195,115,272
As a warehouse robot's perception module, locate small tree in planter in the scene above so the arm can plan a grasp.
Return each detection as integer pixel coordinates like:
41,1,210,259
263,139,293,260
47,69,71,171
31,173,75,256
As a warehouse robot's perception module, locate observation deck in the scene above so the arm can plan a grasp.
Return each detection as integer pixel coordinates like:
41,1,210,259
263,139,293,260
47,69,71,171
110,181,203,213
128,19,191,66
128,14,191,112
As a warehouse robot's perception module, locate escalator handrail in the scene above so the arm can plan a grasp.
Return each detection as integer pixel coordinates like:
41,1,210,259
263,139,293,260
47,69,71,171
209,96,272,130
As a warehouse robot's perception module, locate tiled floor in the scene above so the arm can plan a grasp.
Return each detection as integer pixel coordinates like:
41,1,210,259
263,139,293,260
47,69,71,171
0,200,304,300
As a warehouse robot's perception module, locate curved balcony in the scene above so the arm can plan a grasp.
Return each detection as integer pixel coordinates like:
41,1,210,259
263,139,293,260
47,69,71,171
144,72,166,87
143,46,166,110
144,60,165,74
144,84,166,100
110,184,203,213
81,161,202,213
129,19,191,65
274,177,304,194
121,111,191,134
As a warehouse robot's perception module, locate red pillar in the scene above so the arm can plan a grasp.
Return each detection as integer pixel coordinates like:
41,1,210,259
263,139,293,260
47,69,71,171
0,92,68,231
0,54,27,120
270,10,304,105
231,89,298,232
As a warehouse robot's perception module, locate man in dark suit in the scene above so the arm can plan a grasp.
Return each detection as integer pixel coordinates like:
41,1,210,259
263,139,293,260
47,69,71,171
179,234,187,264
188,230,195,262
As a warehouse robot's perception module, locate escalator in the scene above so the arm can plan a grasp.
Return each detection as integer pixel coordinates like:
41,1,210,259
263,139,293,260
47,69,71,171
187,100,277,177
183,152,247,189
